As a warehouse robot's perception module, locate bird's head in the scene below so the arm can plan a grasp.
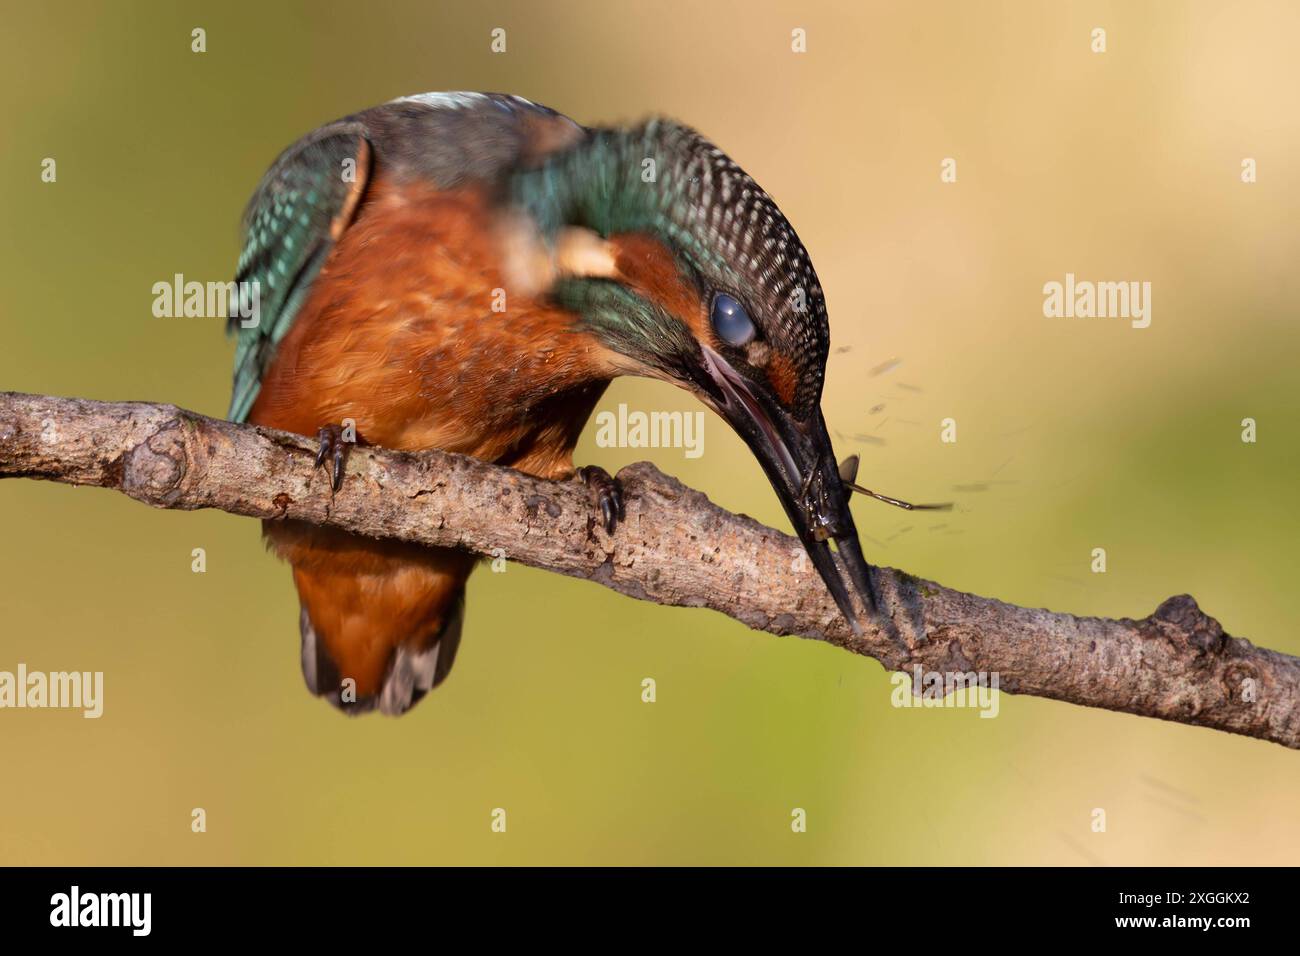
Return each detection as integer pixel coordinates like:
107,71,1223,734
510,118,876,631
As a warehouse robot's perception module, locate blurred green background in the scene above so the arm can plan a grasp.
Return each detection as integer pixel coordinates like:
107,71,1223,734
1,0,1297,865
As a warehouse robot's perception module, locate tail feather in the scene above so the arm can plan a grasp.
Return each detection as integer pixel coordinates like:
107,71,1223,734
378,593,464,716
299,606,341,697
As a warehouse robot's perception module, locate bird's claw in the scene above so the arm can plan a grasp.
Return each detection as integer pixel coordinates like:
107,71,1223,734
578,465,625,534
314,424,352,492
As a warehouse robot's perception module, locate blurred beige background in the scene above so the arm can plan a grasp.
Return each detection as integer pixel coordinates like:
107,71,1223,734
1,0,1297,864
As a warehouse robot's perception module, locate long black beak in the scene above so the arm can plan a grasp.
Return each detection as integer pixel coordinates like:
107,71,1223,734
697,348,878,634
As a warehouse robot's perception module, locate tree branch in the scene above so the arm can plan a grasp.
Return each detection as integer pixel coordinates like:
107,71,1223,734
1,391,1296,749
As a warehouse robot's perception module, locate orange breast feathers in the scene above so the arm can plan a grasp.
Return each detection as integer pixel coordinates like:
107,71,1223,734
247,175,623,473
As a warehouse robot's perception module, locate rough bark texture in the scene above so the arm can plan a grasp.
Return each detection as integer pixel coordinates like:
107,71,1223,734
2,391,1297,749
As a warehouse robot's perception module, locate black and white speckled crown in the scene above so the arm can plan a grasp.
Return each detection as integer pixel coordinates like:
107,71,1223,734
517,117,832,416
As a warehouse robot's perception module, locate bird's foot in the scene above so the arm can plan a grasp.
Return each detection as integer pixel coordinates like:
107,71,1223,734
578,465,625,534
314,423,355,492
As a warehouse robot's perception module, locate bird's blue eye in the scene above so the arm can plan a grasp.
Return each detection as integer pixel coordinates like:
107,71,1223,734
710,293,756,347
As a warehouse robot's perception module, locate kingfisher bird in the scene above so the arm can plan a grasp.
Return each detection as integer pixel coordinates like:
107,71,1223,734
227,91,876,716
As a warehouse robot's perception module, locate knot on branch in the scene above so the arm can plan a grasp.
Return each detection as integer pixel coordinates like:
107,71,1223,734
616,461,681,502
121,416,192,506
1221,659,1263,706
1143,594,1226,657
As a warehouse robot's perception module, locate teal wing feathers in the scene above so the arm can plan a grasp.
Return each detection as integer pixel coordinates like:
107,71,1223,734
226,122,372,422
